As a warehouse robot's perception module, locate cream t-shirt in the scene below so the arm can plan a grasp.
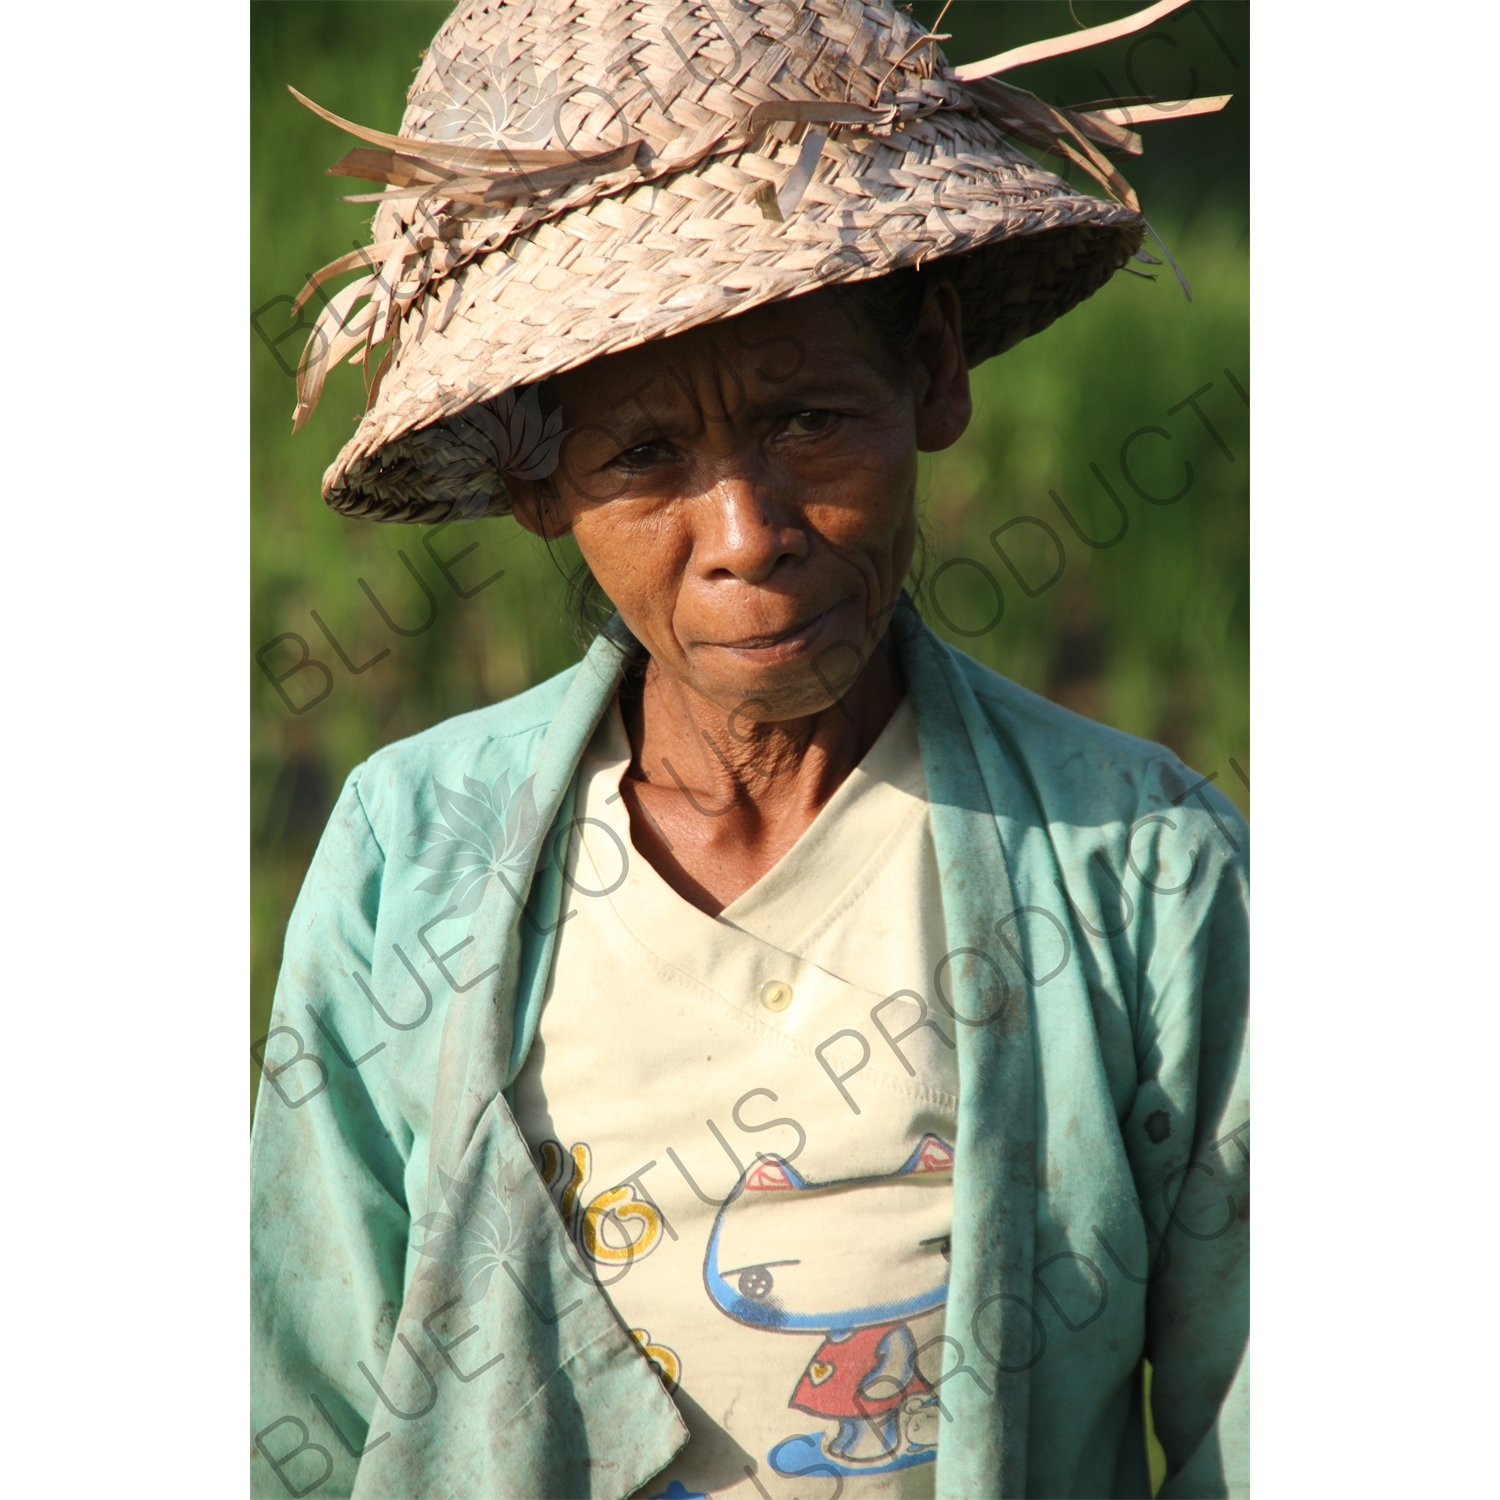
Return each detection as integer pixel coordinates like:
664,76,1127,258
511,698,958,1499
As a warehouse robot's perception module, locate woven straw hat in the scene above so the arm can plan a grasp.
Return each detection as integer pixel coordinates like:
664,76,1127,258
291,0,1227,523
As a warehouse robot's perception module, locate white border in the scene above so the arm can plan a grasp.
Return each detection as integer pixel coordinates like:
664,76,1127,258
2,0,248,1483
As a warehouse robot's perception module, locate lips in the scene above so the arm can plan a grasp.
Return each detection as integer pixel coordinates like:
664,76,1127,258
712,602,844,655
722,611,828,650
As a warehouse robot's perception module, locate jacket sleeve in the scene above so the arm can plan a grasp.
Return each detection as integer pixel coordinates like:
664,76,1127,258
1126,786,1250,1499
250,771,411,1499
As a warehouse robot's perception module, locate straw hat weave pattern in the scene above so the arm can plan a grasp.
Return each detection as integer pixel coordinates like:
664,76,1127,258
290,0,1227,523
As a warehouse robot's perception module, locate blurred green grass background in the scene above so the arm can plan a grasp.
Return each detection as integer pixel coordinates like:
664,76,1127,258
252,8,1246,1490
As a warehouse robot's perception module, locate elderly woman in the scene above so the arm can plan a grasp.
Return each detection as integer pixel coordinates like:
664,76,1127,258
251,4,1248,1498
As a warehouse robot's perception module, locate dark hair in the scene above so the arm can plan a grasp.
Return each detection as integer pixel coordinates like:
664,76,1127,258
844,265,930,362
566,556,617,647
552,265,935,646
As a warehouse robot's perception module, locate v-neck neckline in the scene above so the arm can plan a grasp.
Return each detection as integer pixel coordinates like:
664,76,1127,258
584,695,925,948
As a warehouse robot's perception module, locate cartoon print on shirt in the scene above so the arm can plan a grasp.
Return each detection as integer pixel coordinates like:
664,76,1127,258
630,1327,682,1393
703,1133,955,1478
536,1138,665,1267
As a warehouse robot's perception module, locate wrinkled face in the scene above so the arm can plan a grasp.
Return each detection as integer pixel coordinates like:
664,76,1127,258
510,283,972,721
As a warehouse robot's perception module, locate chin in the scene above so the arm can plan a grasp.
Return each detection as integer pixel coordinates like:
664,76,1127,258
700,661,853,722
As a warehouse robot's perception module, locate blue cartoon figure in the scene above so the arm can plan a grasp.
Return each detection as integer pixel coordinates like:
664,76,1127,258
703,1134,955,1478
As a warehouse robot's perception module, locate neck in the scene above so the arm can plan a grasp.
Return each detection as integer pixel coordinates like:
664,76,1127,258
617,624,905,914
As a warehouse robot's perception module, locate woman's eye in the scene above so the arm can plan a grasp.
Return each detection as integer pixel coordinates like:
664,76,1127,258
785,409,834,436
613,441,669,469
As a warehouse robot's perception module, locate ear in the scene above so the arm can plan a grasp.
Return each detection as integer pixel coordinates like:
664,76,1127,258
745,1157,805,1191
508,477,573,539
900,1134,956,1175
912,281,972,454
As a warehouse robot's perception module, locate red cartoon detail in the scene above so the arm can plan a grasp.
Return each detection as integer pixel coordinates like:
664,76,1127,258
907,1135,955,1174
745,1159,798,1191
790,1325,933,1420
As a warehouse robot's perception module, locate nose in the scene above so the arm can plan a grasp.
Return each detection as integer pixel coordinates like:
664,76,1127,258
695,471,808,584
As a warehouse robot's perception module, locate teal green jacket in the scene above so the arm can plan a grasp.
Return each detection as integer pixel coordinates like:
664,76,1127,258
250,611,1249,1499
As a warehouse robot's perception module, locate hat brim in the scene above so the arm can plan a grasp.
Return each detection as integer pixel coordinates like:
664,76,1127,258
323,126,1143,524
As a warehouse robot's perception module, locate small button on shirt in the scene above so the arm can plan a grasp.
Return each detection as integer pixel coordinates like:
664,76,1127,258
511,698,958,1499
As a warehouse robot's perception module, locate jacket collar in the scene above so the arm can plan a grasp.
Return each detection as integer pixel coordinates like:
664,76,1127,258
372,604,1038,1500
